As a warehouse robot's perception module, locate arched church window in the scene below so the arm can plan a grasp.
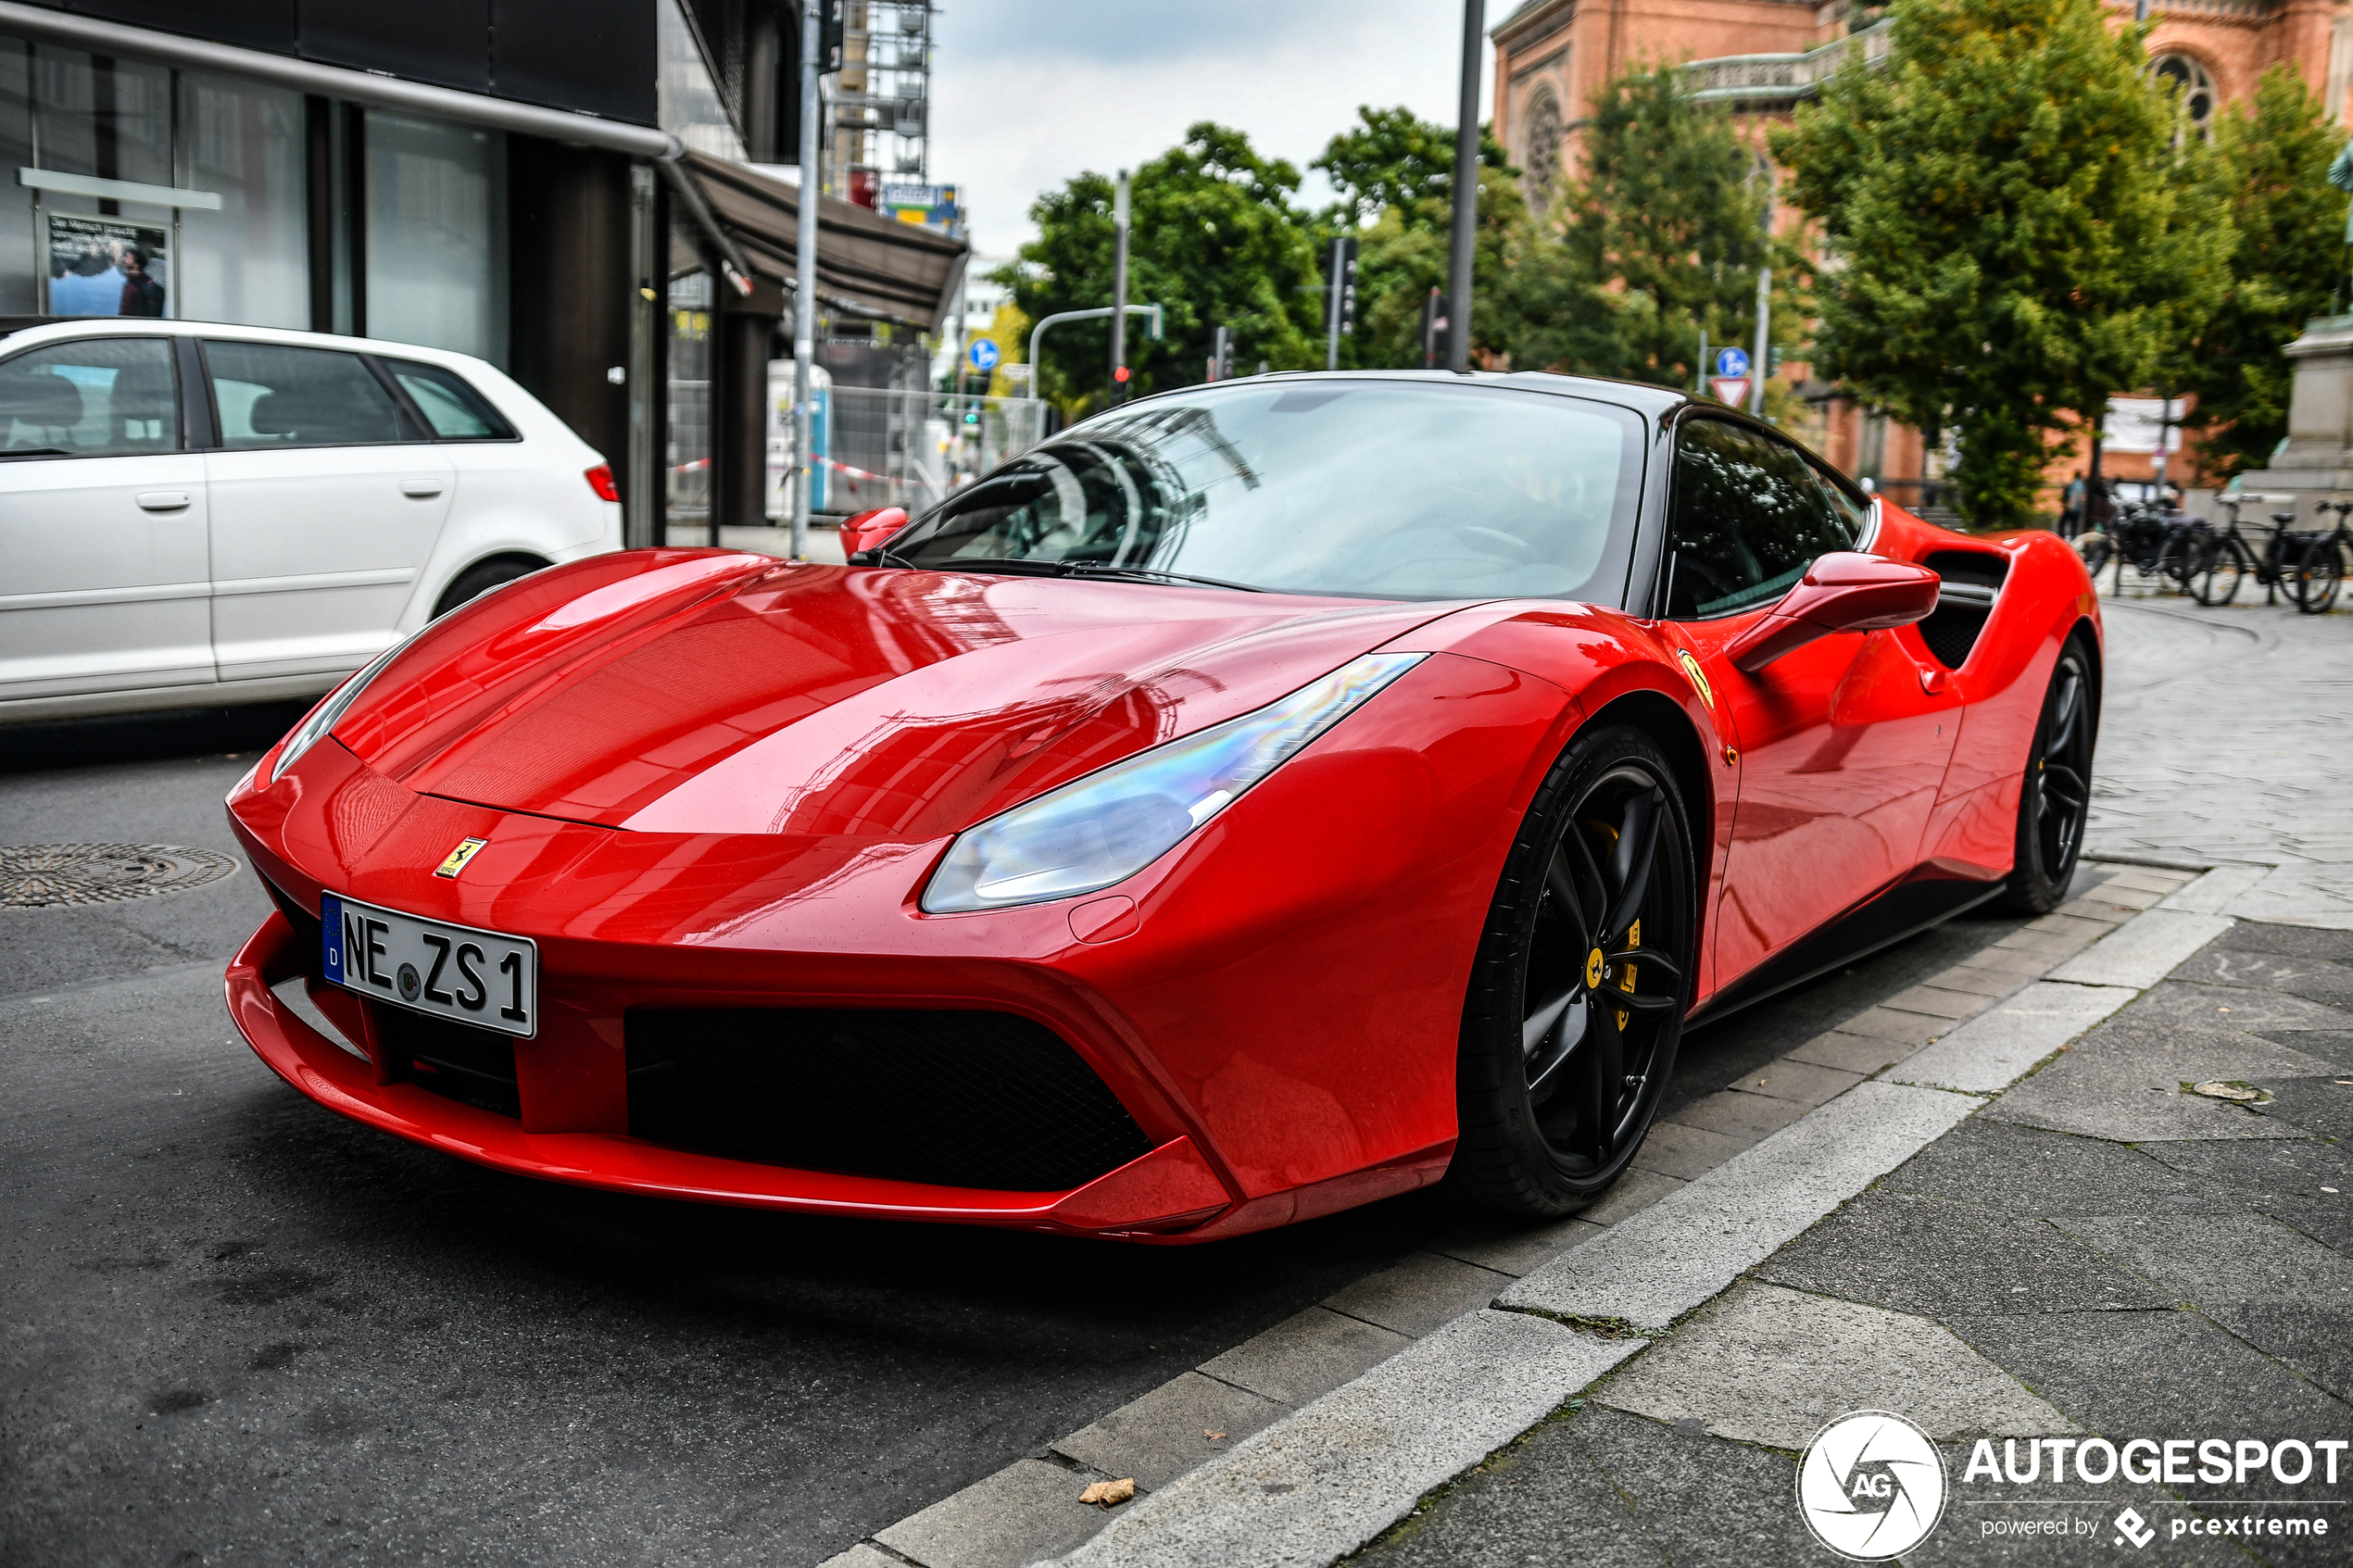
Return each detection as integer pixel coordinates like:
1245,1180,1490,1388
2153,54,2216,134
1521,88,1563,213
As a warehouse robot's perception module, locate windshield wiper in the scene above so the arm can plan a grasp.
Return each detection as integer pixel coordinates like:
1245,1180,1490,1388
928,557,1267,593
1062,563,1268,593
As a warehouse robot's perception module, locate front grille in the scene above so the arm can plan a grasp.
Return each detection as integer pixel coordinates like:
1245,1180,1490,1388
258,869,521,1117
262,873,323,963
377,1007,522,1117
626,1009,1153,1191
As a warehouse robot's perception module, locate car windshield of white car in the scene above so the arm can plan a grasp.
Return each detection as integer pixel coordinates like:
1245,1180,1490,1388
887,382,1646,602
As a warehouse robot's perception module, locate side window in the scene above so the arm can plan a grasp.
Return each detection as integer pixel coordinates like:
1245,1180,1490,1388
0,337,178,458
205,342,405,449
1811,465,1871,544
1664,420,1846,619
384,358,516,440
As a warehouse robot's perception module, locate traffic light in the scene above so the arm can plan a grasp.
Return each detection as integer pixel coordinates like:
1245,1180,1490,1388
1335,236,1358,336
820,0,845,72
1767,345,1783,375
1419,288,1448,370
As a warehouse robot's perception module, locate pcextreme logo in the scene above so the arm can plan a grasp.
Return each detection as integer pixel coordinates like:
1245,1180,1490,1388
1798,1411,1947,1560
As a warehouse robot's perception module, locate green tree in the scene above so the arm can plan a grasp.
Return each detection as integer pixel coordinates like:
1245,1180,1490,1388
1313,107,1522,370
1773,0,2228,526
2176,66,2344,479
998,123,1322,414
1504,62,1786,392
1313,105,1456,228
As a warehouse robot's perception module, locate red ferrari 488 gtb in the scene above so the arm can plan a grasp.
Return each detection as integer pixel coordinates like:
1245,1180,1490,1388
224,372,2099,1241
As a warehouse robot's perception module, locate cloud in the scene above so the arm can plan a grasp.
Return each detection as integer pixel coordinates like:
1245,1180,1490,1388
932,0,1498,258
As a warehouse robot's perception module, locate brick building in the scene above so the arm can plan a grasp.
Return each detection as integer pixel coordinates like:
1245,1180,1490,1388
1491,0,2353,510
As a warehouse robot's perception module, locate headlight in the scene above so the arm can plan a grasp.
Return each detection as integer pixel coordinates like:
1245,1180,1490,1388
269,633,420,782
922,652,1427,914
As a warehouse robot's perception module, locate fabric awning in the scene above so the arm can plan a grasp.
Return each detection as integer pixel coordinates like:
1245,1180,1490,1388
670,150,968,332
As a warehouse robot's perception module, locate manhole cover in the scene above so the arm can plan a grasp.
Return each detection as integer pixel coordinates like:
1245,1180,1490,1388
1,844,239,909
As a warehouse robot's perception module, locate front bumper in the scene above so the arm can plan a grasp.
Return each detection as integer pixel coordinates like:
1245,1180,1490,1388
226,909,1238,1237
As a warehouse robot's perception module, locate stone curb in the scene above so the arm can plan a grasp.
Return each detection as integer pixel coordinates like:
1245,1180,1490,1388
1020,862,2237,1568
1052,1311,1638,1568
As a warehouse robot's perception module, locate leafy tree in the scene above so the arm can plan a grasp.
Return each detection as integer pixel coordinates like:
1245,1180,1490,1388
1503,62,1789,392
1772,0,2228,526
2176,67,2344,479
1313,106,1456,229
998,123,1322,414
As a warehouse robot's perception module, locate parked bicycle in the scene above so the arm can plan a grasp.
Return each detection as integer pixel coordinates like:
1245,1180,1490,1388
2176,495,2350,611
2076,497,2194,595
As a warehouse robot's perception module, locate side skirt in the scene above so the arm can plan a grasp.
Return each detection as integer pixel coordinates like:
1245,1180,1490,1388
1686,873,2003,1030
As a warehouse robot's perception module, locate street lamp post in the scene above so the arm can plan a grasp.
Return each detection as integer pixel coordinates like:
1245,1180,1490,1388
1110,170,1131,403
1029,305,1162,402
1446,0,1484,373
790,0,824,559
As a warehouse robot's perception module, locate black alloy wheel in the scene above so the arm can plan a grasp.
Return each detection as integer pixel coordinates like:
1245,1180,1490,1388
1449,726,1693,1217
2188,533,2246,607
2001,634,2098,913
2297,535,2345,615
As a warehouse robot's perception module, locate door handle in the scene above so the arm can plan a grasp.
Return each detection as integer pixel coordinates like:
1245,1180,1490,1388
400,480,445,498
135,491,192,511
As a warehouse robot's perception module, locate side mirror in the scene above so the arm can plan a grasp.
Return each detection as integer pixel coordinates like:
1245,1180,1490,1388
1726,551,1941,672
838,506,910,559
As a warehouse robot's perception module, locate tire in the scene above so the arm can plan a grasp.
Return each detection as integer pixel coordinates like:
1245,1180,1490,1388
1447,724,1695,1217
433,555,547,619
2296,536,2344,615
2076,533,2112,577
2155,528,2197,595
2188,534,2246,607
2000,633,2098,914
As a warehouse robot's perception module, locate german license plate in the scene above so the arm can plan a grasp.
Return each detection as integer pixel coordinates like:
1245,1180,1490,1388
321,893,538,1038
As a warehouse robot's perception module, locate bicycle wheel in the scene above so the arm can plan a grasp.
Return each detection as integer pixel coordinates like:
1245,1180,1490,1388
2156,528,2197,594
2298,535,2345,614
2076,533,2113,577
2189,534,2246,607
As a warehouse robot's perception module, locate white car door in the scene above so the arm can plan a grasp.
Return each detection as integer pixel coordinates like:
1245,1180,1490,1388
202,339,454,683
0,334,212,706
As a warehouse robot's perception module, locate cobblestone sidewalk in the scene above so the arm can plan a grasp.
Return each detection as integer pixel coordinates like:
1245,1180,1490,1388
2091,591,2353,930
1348,910,2353,1567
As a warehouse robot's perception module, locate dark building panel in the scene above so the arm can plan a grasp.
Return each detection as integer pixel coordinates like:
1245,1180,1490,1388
298,0,491,94
491,0,657,126
507,137,634,499
64,0,299,53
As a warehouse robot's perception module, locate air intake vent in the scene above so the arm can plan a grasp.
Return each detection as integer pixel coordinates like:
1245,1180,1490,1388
1917,549,2009,670
626,1009,1152,1191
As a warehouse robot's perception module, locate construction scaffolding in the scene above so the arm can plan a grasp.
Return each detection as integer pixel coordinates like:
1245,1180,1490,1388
827,1,935,207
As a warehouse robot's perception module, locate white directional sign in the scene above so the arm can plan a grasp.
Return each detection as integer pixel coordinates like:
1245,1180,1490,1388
966,338,1001,372
1710,376,1751,408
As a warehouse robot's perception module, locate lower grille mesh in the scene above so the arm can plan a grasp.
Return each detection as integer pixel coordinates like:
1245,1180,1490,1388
626,1009,1152,1192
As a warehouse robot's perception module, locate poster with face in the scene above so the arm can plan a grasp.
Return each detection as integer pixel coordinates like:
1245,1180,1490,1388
46,215,169,318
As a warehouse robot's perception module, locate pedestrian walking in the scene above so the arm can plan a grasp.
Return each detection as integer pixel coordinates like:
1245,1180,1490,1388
2060,470,2086,538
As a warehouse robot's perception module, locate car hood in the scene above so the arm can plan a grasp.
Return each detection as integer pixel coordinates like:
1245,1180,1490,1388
355,561,1464,837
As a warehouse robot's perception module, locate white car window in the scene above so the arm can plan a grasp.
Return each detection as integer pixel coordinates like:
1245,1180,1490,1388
205,341,405,449
384,358,515,440
0,337,177,458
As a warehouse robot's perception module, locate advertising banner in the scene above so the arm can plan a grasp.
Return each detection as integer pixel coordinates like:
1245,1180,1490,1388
45,214,169,318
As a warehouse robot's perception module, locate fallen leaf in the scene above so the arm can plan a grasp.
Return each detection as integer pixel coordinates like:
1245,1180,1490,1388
1080,1478,1137,1509
1204,1429,1226,1441
2191,1080,2262,1103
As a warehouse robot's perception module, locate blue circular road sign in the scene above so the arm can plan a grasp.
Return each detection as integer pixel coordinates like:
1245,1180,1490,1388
1715,346,1750,379
966,338,1001,372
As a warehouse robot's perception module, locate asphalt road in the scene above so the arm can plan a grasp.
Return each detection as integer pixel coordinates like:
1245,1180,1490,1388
0,704,2066,1567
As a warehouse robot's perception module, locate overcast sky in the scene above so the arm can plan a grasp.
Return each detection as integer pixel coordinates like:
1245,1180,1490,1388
931,0,1503,259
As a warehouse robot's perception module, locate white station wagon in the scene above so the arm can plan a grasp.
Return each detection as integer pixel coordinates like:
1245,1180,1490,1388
0,318,623,723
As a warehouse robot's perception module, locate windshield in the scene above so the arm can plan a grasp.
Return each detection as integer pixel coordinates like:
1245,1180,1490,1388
882,380,1645,602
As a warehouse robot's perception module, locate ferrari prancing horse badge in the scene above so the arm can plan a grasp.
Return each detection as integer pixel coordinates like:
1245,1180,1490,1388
434,837,488,879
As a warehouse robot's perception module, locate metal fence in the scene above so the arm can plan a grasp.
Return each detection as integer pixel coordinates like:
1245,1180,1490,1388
770,386,1049,519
